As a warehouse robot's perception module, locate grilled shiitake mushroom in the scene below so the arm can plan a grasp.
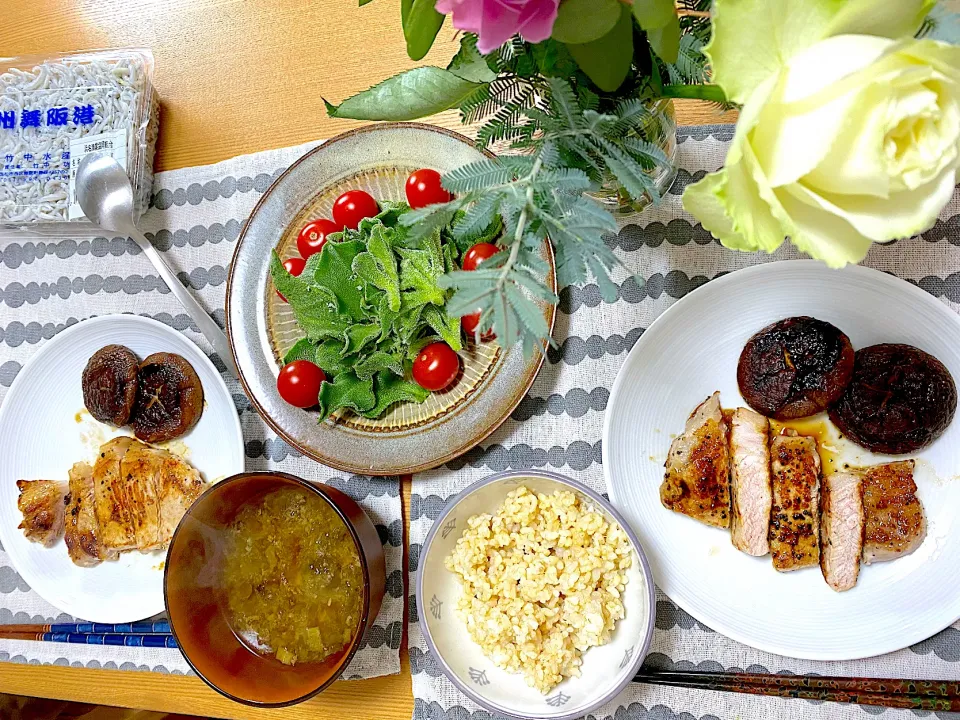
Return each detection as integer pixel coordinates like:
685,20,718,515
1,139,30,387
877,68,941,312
81,344,139,426
829,343,957,454
737,316,854,420
131,352,204,443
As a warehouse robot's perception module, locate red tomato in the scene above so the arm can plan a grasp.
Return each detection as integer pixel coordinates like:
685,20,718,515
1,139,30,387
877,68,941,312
332,190,379,230
276,256,306,302
412,342,460,391
277,360,326,408
462,243,499,271
297,218,339,259
405,168,452,209
461,312,495,341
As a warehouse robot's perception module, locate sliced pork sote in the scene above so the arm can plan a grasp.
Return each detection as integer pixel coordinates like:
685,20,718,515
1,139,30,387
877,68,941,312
16,479,68,547
861,460,925,564
769,431,821,572
660,392,731,528
819,471,864,592
729,407,772,556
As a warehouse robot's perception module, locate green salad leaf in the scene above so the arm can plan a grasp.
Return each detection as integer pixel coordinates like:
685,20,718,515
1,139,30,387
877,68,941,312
271,199,499,421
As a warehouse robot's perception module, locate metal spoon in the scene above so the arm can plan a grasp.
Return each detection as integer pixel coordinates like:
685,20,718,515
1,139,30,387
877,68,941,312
75,153,238,378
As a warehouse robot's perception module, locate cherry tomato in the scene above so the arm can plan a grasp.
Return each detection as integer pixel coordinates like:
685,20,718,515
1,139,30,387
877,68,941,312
297,218,339,259
405,168,452,209
276,256,306,302
277,360,326,408
412,342,460,392
462,242,499,271
333,190,379,231
461,312,495,341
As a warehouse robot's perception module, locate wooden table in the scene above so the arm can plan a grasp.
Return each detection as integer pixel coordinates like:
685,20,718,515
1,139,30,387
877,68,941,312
0,1,735,718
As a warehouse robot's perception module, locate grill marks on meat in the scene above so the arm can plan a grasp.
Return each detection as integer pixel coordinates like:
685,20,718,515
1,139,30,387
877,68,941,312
769,432,821,572
92,437,204,557
660,392,731,528
16,480,67,547
819,471,864,592
65,462,115,567
17,437,205,567
861,460,925,564
729,408,772,556
662,394,928,589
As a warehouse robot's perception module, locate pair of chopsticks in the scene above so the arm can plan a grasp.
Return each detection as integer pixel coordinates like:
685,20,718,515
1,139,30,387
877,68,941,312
0,621,178,649
634,668,959,711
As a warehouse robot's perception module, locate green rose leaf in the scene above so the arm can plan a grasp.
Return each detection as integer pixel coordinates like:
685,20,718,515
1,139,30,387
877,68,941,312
317,372,376,421
647,14,681,64
403,0,445,61
325,68,484,121
352,227,402,312
707,0,935,104
566,6,634,92
448,36,498,83
551,0,620,44
632,0,676,30
360,371,430,419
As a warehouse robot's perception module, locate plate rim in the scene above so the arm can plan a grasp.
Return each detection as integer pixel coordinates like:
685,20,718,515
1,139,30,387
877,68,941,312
602,259,960,660
225,122,557,477
0,313,244,622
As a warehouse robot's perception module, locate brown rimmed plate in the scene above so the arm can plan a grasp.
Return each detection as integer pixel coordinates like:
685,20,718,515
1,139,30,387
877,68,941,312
226,123,556,476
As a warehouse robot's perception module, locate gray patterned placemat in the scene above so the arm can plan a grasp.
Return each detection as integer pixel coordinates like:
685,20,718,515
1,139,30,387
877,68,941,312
408,124,960,720
0,139,404,680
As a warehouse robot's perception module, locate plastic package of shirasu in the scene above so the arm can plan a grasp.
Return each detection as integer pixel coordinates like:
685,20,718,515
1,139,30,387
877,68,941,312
0,48,159,238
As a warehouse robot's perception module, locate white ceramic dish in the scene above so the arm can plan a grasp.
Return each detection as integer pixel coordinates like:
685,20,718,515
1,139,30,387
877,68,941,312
604,260,960,660
417,470,654,720
0,315,244,622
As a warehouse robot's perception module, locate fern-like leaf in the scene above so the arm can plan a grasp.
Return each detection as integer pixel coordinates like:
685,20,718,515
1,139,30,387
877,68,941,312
452,194,501,241
442,160,515,192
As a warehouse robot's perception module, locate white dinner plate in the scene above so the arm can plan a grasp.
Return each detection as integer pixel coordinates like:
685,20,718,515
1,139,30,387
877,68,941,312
603,260,960,660
0,315,244,622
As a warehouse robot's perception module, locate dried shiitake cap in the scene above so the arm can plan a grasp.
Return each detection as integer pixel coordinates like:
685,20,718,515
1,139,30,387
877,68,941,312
132,352,204,443
737,316,854,420
830,343,957,454
81,344,139,426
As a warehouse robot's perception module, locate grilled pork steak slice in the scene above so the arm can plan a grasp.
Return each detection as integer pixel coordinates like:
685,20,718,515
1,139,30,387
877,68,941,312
769,431,821,572
861,460,925,564
819,471,864,592
16,480,67,547
729,408,771,556
64,462,116,567
660,392,731,528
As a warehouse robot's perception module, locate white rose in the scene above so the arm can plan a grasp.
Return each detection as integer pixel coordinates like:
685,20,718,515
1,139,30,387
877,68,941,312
684,0,960,266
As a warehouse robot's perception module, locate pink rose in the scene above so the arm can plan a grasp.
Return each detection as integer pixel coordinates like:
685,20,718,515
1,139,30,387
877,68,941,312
435,0,561,54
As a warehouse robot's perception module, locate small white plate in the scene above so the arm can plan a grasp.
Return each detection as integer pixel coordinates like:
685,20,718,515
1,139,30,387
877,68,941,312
0,315,244,622
418,470,654,720
604,260,960,661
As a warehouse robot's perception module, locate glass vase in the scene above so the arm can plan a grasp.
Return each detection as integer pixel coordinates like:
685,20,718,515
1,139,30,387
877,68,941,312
589,98,678,219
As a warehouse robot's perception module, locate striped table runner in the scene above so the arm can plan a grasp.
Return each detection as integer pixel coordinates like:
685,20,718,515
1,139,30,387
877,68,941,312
408,124,960,720
0,139,404,680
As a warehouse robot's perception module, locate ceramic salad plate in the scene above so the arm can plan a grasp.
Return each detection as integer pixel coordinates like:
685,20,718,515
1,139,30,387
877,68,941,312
227,123,555,476
604,260,960,660
0,315,244,622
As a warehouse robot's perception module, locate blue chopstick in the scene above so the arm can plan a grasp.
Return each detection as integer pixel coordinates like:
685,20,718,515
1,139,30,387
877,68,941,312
47,621,171,634
39,632,178,648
